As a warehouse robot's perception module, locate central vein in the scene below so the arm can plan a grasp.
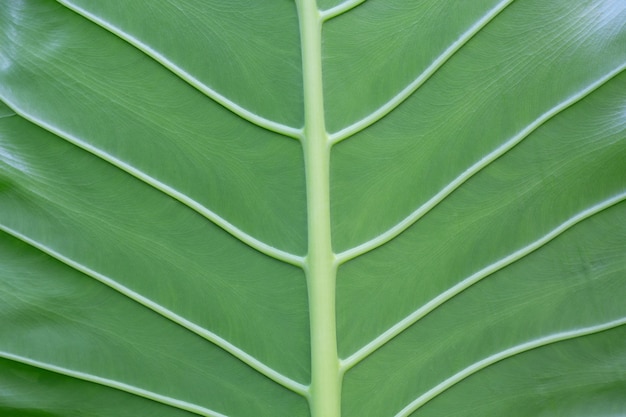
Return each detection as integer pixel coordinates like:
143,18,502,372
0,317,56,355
296,0,341,416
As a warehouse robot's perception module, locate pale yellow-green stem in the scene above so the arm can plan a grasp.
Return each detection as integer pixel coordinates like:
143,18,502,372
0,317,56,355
296,0,341,416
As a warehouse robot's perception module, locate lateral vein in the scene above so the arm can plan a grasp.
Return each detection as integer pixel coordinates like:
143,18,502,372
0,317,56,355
335,64,625,264
341,192,626,370
393,317,626,417
328,0,514,144
0,225,309,397
0,100,305,268
0,351,226,417
320,0,367,21
0,351,228,417
56,0,302,140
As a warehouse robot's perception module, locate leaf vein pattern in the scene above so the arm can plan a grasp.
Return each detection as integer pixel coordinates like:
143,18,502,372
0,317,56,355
0,100,304,267
341,192,626,370
56,0,302,140
0,351,227,417
320,0,367,21
328,0,514,144
0,226,308,397
335,64,625,265
393,317,626,417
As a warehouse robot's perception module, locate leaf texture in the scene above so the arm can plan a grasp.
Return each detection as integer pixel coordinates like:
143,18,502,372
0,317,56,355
0,1,625,417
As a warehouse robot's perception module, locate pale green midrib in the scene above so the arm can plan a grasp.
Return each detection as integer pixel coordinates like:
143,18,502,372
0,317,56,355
0,225,308,397
394,317,626,417
57,0,302,140
296,1,342,417
341,191,626,371
0,351,226,417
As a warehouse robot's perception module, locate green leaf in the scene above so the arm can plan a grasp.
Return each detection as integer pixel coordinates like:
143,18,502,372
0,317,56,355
1,1,625,416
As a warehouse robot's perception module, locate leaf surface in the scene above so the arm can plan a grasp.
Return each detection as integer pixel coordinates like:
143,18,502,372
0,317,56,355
0,1,625,416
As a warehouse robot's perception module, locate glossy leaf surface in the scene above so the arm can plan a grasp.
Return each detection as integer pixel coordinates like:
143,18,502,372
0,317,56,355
1,1,625,416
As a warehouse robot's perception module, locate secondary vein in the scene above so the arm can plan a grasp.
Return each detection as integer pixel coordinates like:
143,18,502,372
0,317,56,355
320,0,367,21
341,192,626,371
335,64,625,265
328,0,514,145
393,317,626,417
56,0,302,140
0,225,308,397
0,351,228,417
0,100,305,268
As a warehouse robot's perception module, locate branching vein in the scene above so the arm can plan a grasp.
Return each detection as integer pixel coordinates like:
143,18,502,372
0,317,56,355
0,225,309,397
320,0,367,21
393,317,626,417
341,192,626,371
0,351,228,417
329,0,514,144
56,0,303,140
335,64,625,265
0,100,305,268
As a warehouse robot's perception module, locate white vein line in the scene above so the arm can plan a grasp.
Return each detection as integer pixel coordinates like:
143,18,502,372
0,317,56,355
320,0,367,21
328,0,514,144
0,225,309,397
393,317,626,417
0,351,227,417
335,64,625,265
55,0,303,140
0,99,305,268
341,192,626,371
